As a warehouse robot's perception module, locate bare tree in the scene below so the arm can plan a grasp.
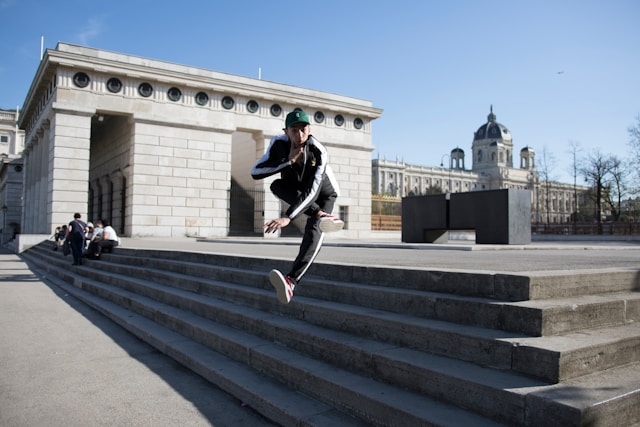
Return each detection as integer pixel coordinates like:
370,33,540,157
538,146,557,225
628,115,640,193
603,155,630,221
580,150,613,233
567,140,582,231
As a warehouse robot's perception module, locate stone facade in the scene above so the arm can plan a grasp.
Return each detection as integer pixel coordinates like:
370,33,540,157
18,43,382,239
0,108,25,244
0,108,24,155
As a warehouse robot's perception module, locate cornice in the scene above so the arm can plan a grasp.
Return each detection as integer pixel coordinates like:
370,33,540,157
49,44,383,118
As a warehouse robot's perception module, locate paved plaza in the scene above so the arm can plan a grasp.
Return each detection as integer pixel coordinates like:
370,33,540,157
1,237,639,426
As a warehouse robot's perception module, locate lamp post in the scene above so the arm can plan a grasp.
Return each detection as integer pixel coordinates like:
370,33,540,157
440,154,452,194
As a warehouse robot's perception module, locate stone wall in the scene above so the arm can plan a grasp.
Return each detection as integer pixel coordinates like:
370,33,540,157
17,43,383,239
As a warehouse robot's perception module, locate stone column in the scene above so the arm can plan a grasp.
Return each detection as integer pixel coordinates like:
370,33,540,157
39,124,50,231
110,169,124,234
21,142,32,233
255,134,281,238
98,175,112,224
48,110,92,231
22,119,54,234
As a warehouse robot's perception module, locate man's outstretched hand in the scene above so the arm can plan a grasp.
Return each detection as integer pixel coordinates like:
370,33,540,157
264,217,291,233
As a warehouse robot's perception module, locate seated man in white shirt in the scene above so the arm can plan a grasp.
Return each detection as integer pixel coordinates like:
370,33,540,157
86,219,119,259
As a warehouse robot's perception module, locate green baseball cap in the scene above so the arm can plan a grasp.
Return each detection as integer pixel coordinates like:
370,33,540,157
285,110,310,128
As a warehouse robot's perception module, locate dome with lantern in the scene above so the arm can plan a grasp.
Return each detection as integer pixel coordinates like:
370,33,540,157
474,105,511,142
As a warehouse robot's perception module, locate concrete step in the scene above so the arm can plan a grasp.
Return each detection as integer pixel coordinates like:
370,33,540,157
524,360,640,427
112,247,640,301
28,244,640,382
36,272,369,426
72,247,640,338
26,254,505,426
504,292,640,336
27,251,640,427
295,276,640,337
22,242,640,425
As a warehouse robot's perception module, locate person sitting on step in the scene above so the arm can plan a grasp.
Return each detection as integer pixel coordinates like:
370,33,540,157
86,219,119,259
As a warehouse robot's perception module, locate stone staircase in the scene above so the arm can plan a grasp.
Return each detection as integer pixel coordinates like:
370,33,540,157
21,242,640,426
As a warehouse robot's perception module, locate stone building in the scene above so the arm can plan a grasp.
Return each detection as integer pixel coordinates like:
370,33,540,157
17,43,382,241
0,108,24,244
372,107,587,224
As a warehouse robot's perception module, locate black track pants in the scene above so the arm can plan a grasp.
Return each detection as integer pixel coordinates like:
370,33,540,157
270,177,338,283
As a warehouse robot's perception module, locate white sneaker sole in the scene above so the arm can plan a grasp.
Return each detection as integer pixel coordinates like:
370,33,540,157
319,217,344,233
269,269,292,304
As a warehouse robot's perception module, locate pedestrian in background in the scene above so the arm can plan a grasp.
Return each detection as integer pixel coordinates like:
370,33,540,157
65,213,87,265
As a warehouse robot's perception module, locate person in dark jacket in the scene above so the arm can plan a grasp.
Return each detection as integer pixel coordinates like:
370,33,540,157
65,213,87,265
251,110,344,304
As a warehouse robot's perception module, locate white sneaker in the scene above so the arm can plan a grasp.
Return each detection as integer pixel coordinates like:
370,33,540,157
318,213,344,233
269,269,295,304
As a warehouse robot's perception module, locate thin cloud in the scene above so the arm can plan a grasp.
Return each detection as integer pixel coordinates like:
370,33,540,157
75,16,106,45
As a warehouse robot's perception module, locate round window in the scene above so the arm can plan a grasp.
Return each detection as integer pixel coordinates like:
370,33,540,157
334,114,345,127
106,78,122,93
138,82,153,97
195,91,209,106
247,100,259,113
221,96,235,110
167,87,182,102
354,118,364,129
73,72,90,88
270,104,282,117
314,111,325,124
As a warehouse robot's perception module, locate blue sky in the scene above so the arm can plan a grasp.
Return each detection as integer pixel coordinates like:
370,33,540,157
1,0,638,184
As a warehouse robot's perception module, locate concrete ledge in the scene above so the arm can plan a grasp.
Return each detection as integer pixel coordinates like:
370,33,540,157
14,234,50,253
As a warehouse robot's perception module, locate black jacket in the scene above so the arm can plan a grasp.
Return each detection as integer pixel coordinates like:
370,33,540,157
251,134,338,219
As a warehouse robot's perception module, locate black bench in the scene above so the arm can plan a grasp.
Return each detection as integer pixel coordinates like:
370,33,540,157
401,189,531,244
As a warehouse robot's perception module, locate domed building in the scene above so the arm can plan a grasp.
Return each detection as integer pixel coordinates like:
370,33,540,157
469,105,536,191
472,105,514,171
372,106,587,224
